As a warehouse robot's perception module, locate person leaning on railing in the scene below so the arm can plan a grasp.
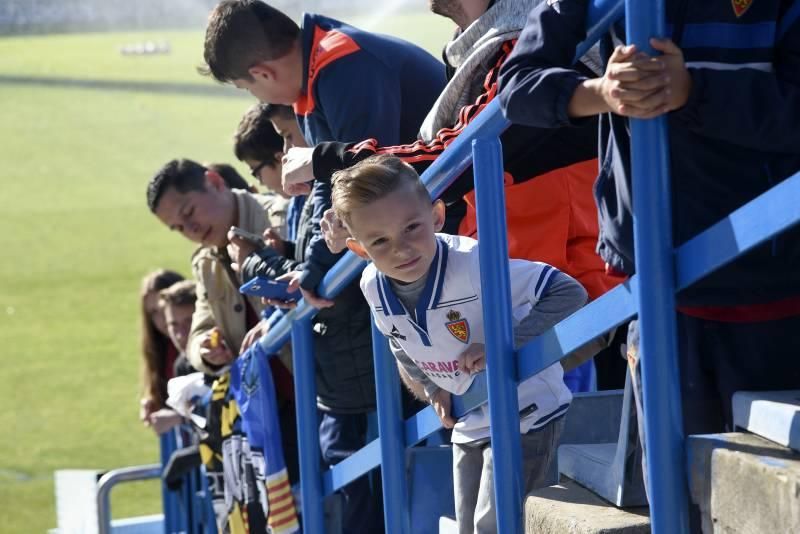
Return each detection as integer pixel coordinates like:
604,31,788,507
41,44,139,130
138,269,185,428
498,0,800,529
280,0,630,392
331,155,589,534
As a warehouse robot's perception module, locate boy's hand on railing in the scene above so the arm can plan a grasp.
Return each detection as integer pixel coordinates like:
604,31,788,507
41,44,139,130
320,208,350,253
458,343,486,375
429,389,456,429
281,147,315,196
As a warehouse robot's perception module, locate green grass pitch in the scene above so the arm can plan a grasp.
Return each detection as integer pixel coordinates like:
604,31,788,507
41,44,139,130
0,12,453,533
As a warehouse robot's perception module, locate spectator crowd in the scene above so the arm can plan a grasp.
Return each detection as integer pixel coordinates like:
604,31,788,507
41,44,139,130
135,1,800,532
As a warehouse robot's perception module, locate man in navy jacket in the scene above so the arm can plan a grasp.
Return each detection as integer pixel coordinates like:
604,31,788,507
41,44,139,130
499,0,800,526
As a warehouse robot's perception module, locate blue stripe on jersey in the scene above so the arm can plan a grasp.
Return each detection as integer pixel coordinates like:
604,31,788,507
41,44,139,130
530,402,571,429
378,273,405,315
376,277,390,316
779,0,800,40
414,240,443,338
408,319,432,347
669,22,776,49
430,239,448,310
533,265,553,299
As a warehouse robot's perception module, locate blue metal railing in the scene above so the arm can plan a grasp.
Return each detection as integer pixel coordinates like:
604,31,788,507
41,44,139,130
199,1,800,533
625,1,688,531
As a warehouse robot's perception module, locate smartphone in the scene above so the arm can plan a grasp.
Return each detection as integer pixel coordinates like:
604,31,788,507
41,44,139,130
229,226,264,247
239,276,297,301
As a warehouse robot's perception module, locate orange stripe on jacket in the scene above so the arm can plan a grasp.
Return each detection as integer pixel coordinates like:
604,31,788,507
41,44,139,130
294,27,361,117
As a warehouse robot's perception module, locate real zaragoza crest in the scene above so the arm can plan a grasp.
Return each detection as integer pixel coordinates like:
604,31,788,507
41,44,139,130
731,0,753,17
445,309,470,344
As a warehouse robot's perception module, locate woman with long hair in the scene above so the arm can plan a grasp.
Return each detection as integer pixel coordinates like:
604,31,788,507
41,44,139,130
139,269,185,424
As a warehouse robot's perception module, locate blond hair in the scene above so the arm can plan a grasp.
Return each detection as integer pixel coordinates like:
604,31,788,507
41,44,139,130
331,155,429,225
159,279,197,308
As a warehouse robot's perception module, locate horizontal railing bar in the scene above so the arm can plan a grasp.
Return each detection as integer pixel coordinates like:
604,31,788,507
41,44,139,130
675,170,800,291
322,438,381,494
518,278,638,380
253,0,626,361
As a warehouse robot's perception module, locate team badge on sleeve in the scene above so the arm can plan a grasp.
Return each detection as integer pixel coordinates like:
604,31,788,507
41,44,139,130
445,310,470,344
731,0,753,17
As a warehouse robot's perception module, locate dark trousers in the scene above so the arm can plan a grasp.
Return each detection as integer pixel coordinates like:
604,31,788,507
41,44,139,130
319,411,384,534
627,313,800,531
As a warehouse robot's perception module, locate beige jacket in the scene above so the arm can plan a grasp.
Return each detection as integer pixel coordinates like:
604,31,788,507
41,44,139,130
187,189,290,374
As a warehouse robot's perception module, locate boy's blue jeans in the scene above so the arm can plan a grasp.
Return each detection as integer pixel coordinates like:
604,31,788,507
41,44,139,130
452,417,565,534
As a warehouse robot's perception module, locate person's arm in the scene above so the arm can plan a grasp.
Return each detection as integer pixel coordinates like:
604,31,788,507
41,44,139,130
671,17,800,152
185,277,232,375
389,338,440,401
239,246,301,284
498,0,594,128
512,269,588,349
298,178,346,292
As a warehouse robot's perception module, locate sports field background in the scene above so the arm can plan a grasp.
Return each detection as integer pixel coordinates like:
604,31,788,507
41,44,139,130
0,11,453,533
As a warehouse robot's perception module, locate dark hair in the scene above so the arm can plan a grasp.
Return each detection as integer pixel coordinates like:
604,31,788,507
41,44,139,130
140,269,185,408
146,159,208,212
233,103,285,164
201,0,300,83
206,162,257,192
159,279,198,307
263,103,296,121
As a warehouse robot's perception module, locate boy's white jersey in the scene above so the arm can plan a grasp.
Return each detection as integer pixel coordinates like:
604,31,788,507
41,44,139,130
360,234,572,443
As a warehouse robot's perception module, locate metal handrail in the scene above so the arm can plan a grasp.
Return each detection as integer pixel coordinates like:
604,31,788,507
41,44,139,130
163,0,800,531
251,0,623,358
96,464,162,534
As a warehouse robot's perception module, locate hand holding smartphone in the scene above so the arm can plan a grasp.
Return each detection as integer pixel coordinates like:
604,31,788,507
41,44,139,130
239,276,298,302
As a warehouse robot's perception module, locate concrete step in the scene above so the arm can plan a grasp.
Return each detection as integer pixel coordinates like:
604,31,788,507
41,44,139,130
558,375,647,507
732,390,800,452
687,432,800,533
438,515,457,533
525,479,650,534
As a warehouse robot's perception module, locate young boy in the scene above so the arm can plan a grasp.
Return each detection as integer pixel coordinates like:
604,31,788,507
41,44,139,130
160,280,198,375
144,280,198,435
331,155,588,534
233,103,290,196
233,103,307,243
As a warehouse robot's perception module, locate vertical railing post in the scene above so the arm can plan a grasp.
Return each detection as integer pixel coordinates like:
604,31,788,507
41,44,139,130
625,1,690,532
472,137,522,533
372,320,410,534
291,318,325,533
159,431,184,534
